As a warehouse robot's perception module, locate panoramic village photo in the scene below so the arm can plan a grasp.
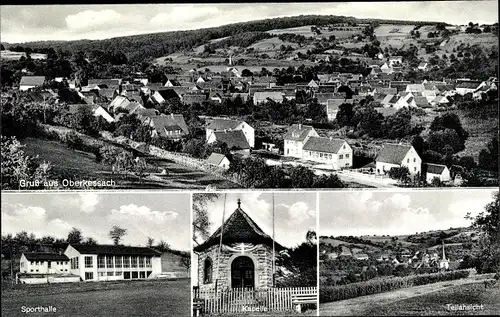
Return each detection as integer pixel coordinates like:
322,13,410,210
1,1,498,190
1,192,191,317
192,192,318,316
318,189,500,316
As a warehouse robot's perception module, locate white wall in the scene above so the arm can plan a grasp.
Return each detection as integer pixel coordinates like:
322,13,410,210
402,147,422,175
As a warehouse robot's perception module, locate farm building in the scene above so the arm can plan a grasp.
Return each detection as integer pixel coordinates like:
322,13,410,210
19,76,46,91
375,143,422,176
283,124,319,158
207,153,231,170
193,199,285,291
206,118,254,148
143,114,189,140
302,137,353,170
20,252,70,275
64,244,162,281
253,91,285,104
424,163,451,183
326,99,353,121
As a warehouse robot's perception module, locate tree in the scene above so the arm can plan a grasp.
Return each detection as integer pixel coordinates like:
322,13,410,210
478,136,498,172
84,237,98,245
388,166,410,183
147,237,155,248
192,193,219,245
109,226,127,245
67,227,83,244
465,192,499,273
156,240,171,252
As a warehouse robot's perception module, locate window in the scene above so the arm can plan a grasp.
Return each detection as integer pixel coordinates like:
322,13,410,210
106,256,114,268
116,257,122,268
139,272,146,279
71,258,79,270
146,257,151,267
132,272,139,279
413,158,416,162
85,272,93,280
115,271,123,276
407,159,409,163
339,154,343,159
107,272,114,276
99,272,105,277
131,257,138,268
414,167,416,171
124,256,130,268
98,256,105,268
48,262,51,268
204,258,213,284
139,257,145,268
346,154,349,158
30,269,33,272
85,256,93,268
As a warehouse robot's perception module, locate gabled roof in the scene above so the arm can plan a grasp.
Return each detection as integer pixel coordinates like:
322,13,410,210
207,152,228,166
193,204,284,252
284,124,315,141
23,252,69,261
406,84,425,93
20,76,45,86
376,144,414,165
253,91,285,102
425,163,448,174
70,244,161,256
213,130,250,149
456,82,481,89
109,95,131,110
414,96,430,108
88,78,121,88
207,118,245,130
303,137,346,154
149,114,189,136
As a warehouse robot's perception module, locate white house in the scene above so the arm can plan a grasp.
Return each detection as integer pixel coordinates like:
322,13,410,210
20,253,70,274
64,244,162,281
92,105,115,123
302,137,353,170
207,153,230,170
395,92,417,109
380,63,393,74
389,56,403,66
405,84,425,96
425,163,451,183
19,76,45,91
283,124,319,158
375,144,422,176
417,62,430,72
206,118,254,148
455,81,484,95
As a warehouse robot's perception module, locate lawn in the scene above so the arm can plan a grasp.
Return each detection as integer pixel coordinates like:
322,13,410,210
360,282,500,316
374,24,416,37
22,137,238,189
267,25,359,39
1,279,191,317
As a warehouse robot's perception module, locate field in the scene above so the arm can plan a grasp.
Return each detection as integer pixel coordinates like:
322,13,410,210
23,137,238,189
0,50,47,60
320,275,496,316
248,37,300,51
374,24,416,38
1,279,190,317
267,25,359,39
440,33,499,52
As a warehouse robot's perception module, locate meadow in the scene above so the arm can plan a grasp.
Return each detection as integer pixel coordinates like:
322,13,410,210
1,279,191,317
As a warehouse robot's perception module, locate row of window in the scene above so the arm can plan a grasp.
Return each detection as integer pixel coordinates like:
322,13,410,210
305,152,350,160
407,158,417,163
29,261,67,266
70,257,79,269
29,269,69,272
96,256,152,269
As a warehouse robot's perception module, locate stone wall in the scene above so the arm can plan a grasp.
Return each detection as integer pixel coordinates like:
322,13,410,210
197,243,273,291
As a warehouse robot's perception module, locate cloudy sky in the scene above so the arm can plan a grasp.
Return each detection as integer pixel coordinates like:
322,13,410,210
1,192,191,251
320,189,498,237
1,2,497,43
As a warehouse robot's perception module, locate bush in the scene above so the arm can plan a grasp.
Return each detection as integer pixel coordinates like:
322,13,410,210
320,270,470,302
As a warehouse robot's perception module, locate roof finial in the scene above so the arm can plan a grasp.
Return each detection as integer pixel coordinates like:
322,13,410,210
237,198,241,208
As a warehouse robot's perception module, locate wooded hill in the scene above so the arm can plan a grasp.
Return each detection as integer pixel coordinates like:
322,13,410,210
2,15,446,63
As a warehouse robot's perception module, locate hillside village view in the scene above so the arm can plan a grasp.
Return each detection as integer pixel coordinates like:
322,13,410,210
1,12,499,189
319,190,499,315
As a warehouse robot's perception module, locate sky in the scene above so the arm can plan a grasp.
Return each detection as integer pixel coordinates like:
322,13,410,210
191,192,316,284
1,2,498,43
1,192,191,251
320,189,498,237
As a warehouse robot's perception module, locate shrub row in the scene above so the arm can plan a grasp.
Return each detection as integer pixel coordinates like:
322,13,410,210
320,270,470,303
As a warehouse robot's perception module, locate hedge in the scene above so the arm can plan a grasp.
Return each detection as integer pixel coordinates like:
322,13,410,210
320,270,470,303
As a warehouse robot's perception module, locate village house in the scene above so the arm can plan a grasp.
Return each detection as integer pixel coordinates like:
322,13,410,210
455,80,484,95
206,118,254,148
283,124,319,158
327,99,353,121
395,92,417,109
181,92,207,105
20,252,70,274
143,114,189,140
207,153,231,170
207,130,251,155
193,199,284,290
405,84,425,96
92,105,115,123
381,94,399,108
375,143,422,176
64,244,162,281
388,56,403,67
253,91,285,104
302,137,353,170
19,76,46,91
424,163,451,183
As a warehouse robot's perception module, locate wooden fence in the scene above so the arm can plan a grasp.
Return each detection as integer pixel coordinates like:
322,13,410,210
194,287,317,314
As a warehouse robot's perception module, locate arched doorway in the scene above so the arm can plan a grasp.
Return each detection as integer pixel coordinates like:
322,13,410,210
231,256,254,289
